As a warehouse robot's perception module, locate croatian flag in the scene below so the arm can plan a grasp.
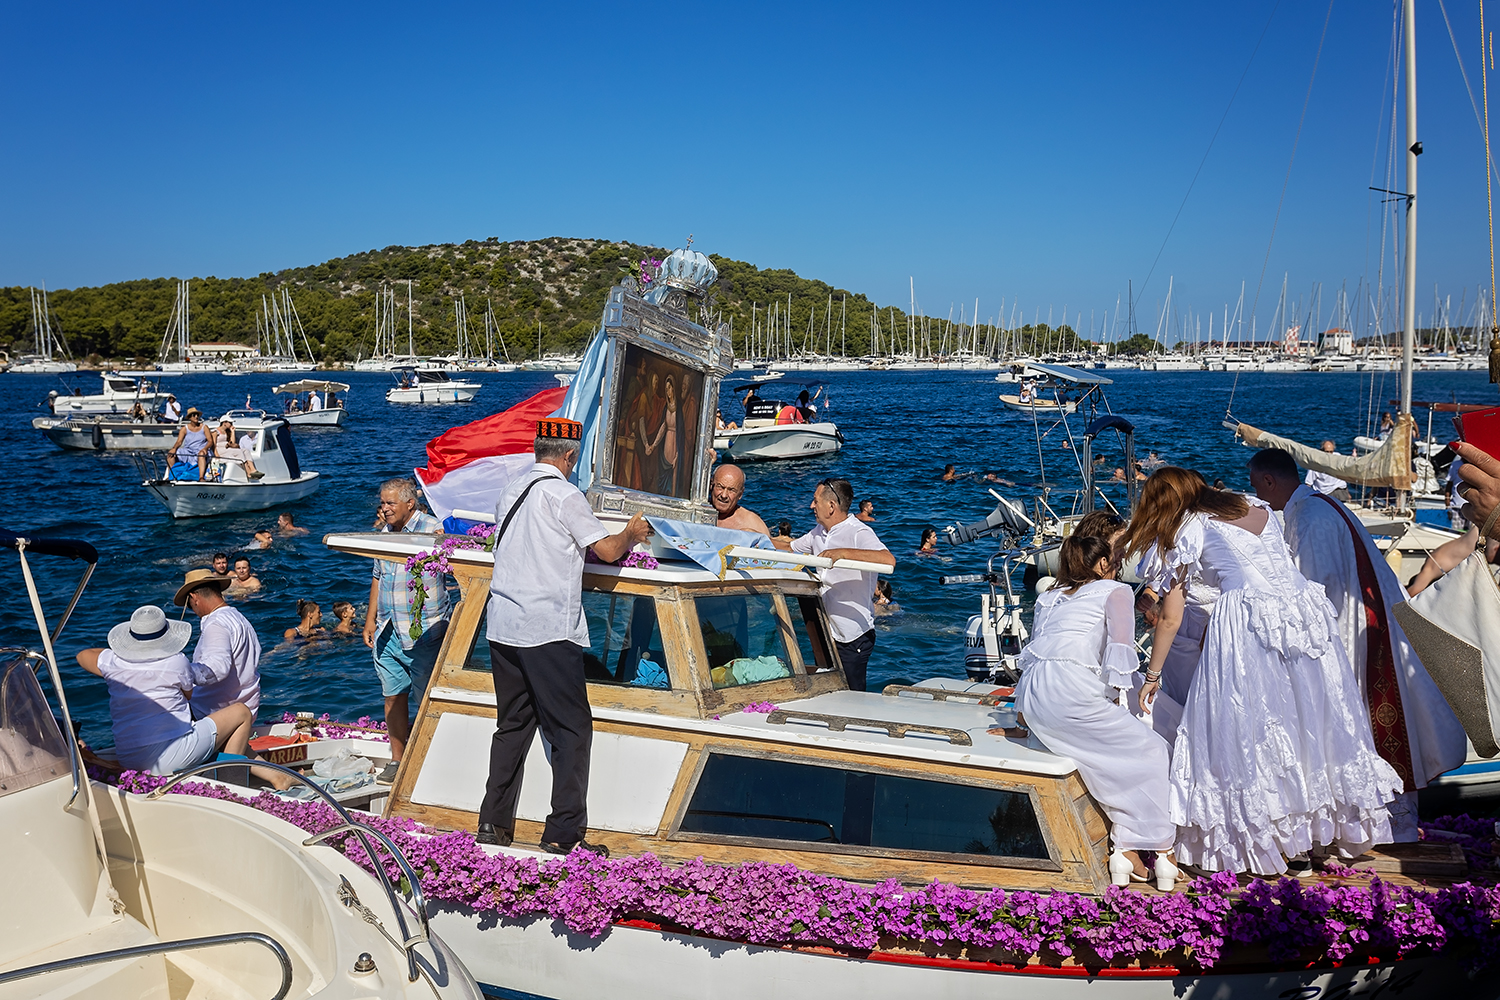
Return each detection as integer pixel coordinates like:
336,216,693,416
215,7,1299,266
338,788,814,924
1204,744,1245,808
414,330,612,521
414,386,567,522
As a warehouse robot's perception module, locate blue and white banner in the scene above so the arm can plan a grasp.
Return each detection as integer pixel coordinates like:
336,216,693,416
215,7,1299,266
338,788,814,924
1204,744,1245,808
646,517,800,576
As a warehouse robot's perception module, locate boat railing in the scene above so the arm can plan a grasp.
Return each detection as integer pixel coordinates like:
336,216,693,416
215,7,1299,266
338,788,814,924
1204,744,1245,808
148,759,430,983
880,684,1006,706
0,932,294,1000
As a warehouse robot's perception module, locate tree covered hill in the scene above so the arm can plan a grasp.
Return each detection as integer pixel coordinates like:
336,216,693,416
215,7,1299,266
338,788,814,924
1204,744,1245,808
0,237,1096,364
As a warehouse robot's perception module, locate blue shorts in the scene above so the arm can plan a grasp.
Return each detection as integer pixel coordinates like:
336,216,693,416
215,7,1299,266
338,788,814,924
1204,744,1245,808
373,619,448,699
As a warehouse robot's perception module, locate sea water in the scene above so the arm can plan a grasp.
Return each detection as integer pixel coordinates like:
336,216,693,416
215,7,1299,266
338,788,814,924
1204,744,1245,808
1,367,1493,751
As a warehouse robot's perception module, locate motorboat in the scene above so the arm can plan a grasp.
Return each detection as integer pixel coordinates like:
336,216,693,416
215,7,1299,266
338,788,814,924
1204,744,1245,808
0,529,480,999
386,368,480,404
32,414,179,452
716,379,841,461
139,410,320,518
522,353,582,372
273,379,350,427
46,372,177,416
9,355,77,374
997,363,1110,415
1144,353,1202,372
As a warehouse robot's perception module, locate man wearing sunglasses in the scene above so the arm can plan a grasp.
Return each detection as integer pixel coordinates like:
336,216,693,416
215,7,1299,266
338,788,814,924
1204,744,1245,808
772,477,894,691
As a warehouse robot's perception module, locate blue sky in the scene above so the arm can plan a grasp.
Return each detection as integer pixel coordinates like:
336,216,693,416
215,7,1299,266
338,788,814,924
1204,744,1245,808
2,1,1495,339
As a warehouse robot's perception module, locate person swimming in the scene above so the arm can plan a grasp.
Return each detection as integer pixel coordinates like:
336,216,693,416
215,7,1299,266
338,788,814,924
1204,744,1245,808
331,600,358,635
284,599,327,641
873,579,901,615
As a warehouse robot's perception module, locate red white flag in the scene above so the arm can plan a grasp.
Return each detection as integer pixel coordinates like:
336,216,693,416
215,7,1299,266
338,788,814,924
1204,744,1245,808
415,386,567,522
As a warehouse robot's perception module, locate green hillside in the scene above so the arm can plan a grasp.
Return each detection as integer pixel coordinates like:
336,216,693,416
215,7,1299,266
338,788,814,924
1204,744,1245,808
0,238,1094,364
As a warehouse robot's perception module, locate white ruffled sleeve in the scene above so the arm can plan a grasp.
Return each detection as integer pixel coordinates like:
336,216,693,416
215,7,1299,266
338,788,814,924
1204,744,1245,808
1101,584,1140,691
1136,513,1205,594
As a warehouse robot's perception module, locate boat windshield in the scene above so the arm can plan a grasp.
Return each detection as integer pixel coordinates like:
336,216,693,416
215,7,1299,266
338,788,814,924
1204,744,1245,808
0,650,71,798
693,594,795,688
582,593,670,688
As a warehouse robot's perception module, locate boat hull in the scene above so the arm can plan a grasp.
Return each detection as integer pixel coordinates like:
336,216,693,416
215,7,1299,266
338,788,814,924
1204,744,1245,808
143,473,321,517
36,417,177,451
284,408,347,427
387,385,479,403
999,395,1078,414
713,423,841,461
432,905,1489,1000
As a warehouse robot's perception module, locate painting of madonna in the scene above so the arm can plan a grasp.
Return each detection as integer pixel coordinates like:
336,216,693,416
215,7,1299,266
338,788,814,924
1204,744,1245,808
611,343,703,500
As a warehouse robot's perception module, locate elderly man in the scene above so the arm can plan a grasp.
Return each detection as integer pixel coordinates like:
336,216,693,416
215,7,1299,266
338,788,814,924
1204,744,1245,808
772,477,894,691
362,477,450,783
710,464,769,535
1305,440,1351,499
1249,448,1466,841
478,418,649,853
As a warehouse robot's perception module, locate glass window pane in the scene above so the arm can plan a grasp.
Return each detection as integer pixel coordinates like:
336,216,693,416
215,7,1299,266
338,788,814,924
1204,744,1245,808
581,592,670,688
0,653,71,798
693,594,794,688
786,595,834,673
680,752,1048,861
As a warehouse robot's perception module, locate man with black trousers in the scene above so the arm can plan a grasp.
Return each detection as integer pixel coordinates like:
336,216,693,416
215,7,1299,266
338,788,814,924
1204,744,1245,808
772,477,895,691
476,418,649,854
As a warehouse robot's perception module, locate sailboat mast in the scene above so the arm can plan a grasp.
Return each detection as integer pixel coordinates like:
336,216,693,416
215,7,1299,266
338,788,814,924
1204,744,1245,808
1401,0,1418,417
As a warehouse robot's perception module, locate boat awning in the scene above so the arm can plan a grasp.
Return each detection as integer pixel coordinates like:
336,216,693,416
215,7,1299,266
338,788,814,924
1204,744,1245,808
731,379,826,393
1025,363,1112,385
273,380,350,394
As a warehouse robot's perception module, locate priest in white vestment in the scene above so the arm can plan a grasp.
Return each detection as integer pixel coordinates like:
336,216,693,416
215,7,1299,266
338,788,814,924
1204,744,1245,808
1249,448,1467,841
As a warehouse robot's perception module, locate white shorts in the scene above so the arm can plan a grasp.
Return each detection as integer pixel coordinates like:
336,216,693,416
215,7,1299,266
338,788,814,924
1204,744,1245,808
142,717,219,775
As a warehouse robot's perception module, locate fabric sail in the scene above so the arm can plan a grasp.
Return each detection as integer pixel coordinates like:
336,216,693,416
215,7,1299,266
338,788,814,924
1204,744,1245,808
1236,412,1413,490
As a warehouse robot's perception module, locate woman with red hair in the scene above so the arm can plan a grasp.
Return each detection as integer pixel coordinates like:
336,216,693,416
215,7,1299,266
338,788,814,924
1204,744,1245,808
1127,467,1401,876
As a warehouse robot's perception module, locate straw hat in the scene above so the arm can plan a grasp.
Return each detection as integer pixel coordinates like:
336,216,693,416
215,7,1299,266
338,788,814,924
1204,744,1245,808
173,568,232,607
108,605,192,661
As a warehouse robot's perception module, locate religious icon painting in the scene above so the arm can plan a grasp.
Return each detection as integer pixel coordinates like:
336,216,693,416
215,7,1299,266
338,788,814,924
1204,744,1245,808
611,343,704,501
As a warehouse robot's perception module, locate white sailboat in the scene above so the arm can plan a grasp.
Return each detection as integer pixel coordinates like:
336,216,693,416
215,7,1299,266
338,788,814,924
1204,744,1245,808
10,285,77,373
156,281,225,373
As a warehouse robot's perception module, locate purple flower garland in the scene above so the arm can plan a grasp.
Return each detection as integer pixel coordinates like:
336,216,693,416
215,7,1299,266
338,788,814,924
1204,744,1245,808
110,771,1500,971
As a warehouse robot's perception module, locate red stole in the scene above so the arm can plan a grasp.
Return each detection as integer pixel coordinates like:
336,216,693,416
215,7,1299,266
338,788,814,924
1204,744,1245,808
1313,493,1415,791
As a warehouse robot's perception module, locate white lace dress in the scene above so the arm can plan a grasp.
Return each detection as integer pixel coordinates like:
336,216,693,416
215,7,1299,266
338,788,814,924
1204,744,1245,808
1014,579,1174,852
1142,503,1403,874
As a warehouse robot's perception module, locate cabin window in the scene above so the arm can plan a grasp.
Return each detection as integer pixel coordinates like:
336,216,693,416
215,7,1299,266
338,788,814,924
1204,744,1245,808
785,596,836,674
677,751,1049,862
580,592,670,688
692,594,795,688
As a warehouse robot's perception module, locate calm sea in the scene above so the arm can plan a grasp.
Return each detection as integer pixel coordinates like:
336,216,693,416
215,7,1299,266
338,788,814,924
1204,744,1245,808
2,366,1494,750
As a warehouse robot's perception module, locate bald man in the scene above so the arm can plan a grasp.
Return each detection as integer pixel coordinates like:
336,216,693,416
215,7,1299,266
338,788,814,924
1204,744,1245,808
711,464,769,535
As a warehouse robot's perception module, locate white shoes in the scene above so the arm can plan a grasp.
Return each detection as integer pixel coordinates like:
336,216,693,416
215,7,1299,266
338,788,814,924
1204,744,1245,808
1110,849,1181,891
1154,854,1180,892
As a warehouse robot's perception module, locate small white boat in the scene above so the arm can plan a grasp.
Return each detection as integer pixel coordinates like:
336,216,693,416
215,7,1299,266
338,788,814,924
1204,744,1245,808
718,380,842,461
33,414,179,451
0,530,481,1000
522,353,582,372
386,368,480,404
999,393,1077,414
140,411,321,518
273,379,350,427
47,372,176,416
714,421,842,461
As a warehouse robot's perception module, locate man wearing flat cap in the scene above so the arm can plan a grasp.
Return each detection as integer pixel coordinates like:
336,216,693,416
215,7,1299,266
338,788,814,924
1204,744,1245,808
477,417,649,854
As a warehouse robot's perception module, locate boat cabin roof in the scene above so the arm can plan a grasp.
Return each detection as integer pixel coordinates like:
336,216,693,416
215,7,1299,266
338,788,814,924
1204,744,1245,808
273,379,350,394
1023,363,1112,385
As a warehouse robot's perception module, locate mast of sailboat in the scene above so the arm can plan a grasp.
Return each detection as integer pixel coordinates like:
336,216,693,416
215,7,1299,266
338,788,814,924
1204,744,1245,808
1401,0,1418,416
407,280,414,358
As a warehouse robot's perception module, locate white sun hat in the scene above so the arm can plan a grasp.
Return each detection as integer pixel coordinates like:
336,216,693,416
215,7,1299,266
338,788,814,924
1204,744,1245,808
107,605,192,661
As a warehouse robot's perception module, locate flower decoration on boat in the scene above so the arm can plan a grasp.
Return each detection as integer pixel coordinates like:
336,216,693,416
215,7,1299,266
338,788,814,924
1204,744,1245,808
742,701,778,714
277,711,391,742
107,771,1500,972
638,257,663,289
404,532,488,639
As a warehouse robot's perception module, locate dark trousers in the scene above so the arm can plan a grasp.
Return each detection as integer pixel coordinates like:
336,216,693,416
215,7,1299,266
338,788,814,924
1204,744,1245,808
479,639,593,846
834,629,876,692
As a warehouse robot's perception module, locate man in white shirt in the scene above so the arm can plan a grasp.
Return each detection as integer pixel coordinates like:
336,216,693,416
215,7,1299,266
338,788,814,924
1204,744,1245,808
772,477,895,691
174,568,262,720
1250,448,1465,842
1304,439,1350,498
162,394,181,422
307,391,324,412
477,418,649,853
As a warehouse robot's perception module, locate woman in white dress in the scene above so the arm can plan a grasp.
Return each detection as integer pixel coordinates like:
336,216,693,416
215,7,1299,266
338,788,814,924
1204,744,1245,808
1130,468,1401,876
1014,533,1178,889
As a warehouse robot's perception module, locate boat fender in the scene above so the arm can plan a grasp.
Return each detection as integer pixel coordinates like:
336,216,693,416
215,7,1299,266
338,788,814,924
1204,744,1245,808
835,428,845,445
1034,575,1056,594
90,421,103,450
